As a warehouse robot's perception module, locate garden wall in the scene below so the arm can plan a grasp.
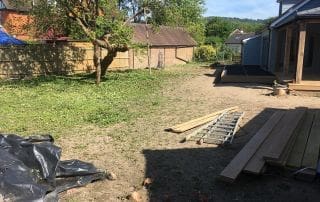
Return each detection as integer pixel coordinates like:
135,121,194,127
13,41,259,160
0,42,130,78
0,42,194,78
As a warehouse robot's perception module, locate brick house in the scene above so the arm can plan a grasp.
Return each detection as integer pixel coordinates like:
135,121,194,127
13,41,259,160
0,0,34,40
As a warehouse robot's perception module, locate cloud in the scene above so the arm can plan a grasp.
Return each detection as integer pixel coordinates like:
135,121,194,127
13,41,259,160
204,0,279,19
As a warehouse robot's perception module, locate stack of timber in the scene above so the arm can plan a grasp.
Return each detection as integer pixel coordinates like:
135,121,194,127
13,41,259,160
166,106,239,133
220,108,320,183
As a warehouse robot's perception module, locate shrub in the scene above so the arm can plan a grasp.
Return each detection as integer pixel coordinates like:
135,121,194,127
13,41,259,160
194,45,217,62
215,44,234,61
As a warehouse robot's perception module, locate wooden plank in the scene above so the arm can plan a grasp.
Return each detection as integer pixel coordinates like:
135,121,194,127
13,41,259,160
263,108,306,162
301,110,320,169
286,111,314,168
303,19,320,24
288,83,320,91
243,109,304,174
220,75,276,84
167,106,239,133
268,111,309,166
283,26,293,74
219,111,285,182
296,23,306,84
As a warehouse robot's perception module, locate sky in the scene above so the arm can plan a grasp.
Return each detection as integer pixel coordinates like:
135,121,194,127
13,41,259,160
204,0,279,20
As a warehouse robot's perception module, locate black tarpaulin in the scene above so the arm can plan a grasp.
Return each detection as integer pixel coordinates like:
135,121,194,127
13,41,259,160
0,134,106,201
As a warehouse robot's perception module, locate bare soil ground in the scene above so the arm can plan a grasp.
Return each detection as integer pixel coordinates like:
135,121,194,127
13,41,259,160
59,66,320,202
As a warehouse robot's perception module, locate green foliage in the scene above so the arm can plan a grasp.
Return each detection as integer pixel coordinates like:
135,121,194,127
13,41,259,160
31,0,205,44
215,44,234,61
0,69,181,136
194,45,217,62
255,17,276,33
149,0,206,44
31,0,132,45
205,17,233,43
205,36,224,45
205,16,265,45
186,22,206,45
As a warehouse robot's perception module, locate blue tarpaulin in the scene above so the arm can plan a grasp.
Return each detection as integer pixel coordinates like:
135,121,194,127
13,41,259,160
0,28,25,45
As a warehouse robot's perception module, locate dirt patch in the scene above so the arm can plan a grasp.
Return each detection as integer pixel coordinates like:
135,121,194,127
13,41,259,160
59,67,320,201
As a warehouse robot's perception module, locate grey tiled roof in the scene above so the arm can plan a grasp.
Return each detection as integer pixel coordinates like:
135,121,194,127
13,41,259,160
225,33,255,44
272,0,320,28
297,0,320,16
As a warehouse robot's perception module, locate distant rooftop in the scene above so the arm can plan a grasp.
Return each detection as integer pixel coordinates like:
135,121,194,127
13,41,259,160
225,30,255,44
132,24,197,47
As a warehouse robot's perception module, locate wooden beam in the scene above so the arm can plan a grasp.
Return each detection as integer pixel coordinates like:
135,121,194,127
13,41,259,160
263,108,306,162
289,83,320,91
219,111,285,182
243,110,302,174
301,110,320,169
283,26,293,74
296,22,306,84
266,108,308,166
275,31,282,72
286,111,314,168
302,19,320,24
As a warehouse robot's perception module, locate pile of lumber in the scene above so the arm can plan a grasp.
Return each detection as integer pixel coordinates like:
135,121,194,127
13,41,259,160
220,107,320,183
167,106,239,133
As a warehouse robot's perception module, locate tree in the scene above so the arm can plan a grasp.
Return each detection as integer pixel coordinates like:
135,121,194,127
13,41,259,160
30,0,205,84
149,0,206,44
205,17,233,45
32,0,133,84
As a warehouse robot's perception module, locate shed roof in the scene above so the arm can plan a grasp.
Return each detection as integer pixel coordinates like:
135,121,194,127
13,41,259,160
225,32,255,44
0,0,33,12
132,23,197,47
271,0,320,28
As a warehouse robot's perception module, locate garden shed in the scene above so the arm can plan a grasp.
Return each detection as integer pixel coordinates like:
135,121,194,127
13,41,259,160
130,23,197,69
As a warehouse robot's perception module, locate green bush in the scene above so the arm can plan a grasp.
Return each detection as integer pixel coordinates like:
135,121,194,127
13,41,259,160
215,44,234,61
194,45,217,62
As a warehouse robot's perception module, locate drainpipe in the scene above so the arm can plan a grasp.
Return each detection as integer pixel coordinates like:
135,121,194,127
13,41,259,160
267,27,273,71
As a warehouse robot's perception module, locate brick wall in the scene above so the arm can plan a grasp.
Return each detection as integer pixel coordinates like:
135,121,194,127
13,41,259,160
0,10,33,40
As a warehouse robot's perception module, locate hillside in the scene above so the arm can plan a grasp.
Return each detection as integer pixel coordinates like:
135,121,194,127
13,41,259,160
205,16,266,24
204,16,271,45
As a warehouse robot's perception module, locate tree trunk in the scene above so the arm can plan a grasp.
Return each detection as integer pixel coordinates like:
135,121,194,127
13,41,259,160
101,49,117,76
93,43,102,85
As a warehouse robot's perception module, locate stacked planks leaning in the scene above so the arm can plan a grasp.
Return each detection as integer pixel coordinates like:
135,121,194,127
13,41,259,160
167,107,239,133
220,107,320,183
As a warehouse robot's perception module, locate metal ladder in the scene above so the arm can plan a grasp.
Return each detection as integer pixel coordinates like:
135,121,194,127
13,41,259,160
188,111,244,145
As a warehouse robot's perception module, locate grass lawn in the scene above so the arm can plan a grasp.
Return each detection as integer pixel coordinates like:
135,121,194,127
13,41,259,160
0,67,192,138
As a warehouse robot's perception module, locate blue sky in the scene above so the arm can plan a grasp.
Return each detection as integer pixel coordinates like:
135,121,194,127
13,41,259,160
204,0,279,19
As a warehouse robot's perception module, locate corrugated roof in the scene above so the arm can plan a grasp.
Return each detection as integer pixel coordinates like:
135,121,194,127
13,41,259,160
1,0,33,12
132,23,197,47
225,32,255,44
